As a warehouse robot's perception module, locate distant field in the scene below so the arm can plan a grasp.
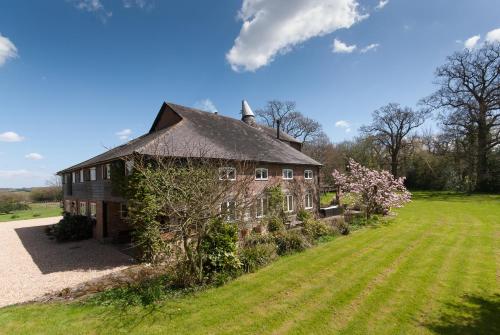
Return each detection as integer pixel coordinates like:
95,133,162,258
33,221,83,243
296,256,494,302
0,202,62,222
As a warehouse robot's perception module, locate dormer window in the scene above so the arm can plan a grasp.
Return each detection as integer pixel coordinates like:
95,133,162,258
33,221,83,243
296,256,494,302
304,170,313,180
282,168,293,180
255,168,268,181
219,167,236,181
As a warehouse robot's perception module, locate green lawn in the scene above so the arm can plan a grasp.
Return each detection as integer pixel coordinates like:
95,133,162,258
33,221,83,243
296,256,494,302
0,192,499,334
0,202,62,222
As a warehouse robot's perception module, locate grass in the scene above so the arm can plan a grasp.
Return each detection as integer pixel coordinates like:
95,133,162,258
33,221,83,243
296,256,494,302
0,202,62,222
0,192,499,334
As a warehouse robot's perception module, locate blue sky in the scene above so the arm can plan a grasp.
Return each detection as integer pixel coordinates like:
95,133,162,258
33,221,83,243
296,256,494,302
1,0,499,188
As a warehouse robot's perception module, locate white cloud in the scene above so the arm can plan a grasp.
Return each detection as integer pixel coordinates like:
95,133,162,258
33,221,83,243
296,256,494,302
123,0,153,9
25,153,44,160
0,131,24,142
375,0,389,10
226,0,367,72
116,129,132,141
485,28,500,43
335,120,351,132
464,35,481,49
194,99,219,114
360,43,380,53
332,38,357,53
0,34,18,67
70,0,112,22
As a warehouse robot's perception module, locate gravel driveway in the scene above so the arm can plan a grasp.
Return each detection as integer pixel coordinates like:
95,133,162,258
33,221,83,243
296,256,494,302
0,217,133,307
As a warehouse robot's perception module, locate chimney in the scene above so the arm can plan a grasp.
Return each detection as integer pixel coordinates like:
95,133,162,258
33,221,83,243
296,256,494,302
241,100,256,126
276,119,281,139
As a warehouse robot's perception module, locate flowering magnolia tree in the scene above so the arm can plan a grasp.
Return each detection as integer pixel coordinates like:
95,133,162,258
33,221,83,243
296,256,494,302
332,159,412,219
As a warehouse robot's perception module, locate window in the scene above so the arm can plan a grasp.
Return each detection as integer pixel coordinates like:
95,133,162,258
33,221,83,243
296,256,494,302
304,170,313,180
103,163,111,180
255,197,268,218
90,167,97,181
125,160,134,176
282,168,294,180
71,201,77,214
89,202,97,218
65,200,71,213
255,168,268,181
283,194,294,213
219,167,236,181
72,172,76,184
79,201,87,216
221,201,236,221
120,203,128,219
305,193,313,209
80,169,84,183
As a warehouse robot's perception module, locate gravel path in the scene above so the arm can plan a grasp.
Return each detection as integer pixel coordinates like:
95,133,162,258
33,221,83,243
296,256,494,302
0,217,133,307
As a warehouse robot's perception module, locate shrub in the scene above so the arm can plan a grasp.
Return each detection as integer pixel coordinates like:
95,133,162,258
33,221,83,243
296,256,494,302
30,187,62,202
273,230,311,255
303,219,334,240
0,201,30,214
296,209,312,222
331,217,350,235
239,242,278,273
266,215,285,233
201,218,241,282
50,213,94,242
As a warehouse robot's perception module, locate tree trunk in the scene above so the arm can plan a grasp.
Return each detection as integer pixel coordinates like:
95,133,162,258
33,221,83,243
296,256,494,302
476,110,489,191
391,151,398,178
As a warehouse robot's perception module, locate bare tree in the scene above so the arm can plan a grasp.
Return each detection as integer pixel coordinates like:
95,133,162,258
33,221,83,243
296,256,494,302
256,100,322,142
422,43,500,191
360,103,428,177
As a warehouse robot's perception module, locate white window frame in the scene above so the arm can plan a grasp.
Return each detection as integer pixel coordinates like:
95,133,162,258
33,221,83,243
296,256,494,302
221,200,236,221
79,201,87,216
282,168,294,180
255,197,268,218
80,169,84,183
72,172,76,184
219,167,236,181
304,170,313,180
103,164,111,180
89,202,97,218
305,193,313,210
283,194,294,213
125,160,134,176
255,168,269,181
120,203,128,219
90,167,97,181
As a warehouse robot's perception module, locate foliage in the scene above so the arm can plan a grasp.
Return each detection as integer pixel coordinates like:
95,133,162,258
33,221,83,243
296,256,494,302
200,218,241,280
239,242,278,273
273,230,311,255
330,216,350,235
30,187,62,202
332,159,411,218
266,215,285,233
49,213,94,242
87,275,171,307
296,209,312,222
302,219,334,240
266,185,285,217
0,200,29,214
127,172,167,264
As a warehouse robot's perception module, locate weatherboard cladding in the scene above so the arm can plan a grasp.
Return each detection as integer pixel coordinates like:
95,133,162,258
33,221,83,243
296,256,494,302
59,102,321,173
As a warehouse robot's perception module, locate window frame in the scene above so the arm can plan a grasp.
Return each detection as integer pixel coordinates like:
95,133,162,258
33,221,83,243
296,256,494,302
220,200,236,221
282,168,294,180
79,201,87,216
120,203,128,219
255,168,269,181
305,193,313,210
89,202,97,218
304,169,313,180
219,167,236,181
125,160,134,176
65,200,71,213
255,197,268,218
102,163,111,180
80,169,84,183
283,194,294,213
90,167,97,181
72,172,76,184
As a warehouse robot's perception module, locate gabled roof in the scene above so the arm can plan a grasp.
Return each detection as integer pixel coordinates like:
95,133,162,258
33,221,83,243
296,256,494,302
58,102,321,173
